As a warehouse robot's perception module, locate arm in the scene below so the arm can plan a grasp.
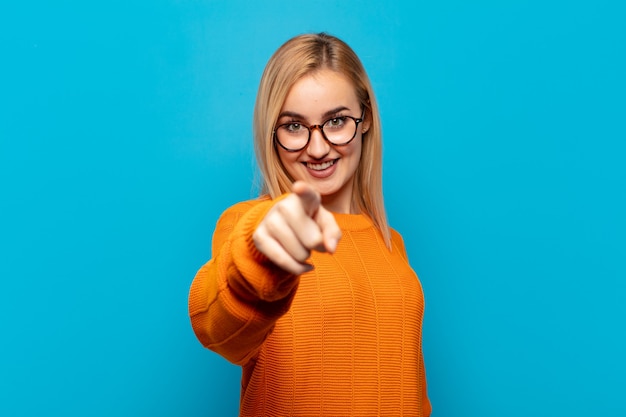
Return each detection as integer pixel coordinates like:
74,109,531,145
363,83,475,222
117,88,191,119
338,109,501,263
188,198,299,365
189,182,341,365
421,350,432,416
391,229,432,416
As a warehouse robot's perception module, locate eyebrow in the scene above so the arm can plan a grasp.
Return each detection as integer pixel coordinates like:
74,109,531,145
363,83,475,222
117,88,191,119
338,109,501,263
277,106,351,122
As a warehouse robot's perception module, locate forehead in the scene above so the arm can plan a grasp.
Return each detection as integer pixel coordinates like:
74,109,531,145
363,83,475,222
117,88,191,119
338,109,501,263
280,70,360,117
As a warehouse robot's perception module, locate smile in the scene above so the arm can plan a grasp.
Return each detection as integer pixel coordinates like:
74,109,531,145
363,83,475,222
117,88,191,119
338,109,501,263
305,159,338,171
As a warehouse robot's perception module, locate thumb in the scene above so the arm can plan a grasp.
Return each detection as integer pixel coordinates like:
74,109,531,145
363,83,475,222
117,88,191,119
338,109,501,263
314,205,342,253
292,181,321,218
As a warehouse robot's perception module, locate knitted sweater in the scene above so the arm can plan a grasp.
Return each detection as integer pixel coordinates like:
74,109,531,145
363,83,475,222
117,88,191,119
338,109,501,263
189,197,431,416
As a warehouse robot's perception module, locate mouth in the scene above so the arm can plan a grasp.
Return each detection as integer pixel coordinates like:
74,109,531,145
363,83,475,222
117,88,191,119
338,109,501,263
304,159,338,171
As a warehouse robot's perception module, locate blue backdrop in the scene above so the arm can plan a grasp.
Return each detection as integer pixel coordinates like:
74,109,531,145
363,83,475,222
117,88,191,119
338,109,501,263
1,1,624,416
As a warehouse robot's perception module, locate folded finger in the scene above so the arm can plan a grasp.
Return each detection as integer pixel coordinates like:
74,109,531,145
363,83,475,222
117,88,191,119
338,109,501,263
253,232,313,275
263,213,312,263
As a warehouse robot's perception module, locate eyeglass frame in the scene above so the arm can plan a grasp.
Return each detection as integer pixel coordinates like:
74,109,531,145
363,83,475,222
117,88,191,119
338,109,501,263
273,108,366,152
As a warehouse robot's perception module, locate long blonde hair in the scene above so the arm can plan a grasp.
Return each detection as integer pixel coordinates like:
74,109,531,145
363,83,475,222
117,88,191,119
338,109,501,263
253,33,390,247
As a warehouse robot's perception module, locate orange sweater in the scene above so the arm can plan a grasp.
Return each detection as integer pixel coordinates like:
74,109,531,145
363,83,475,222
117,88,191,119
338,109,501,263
189,197,431,416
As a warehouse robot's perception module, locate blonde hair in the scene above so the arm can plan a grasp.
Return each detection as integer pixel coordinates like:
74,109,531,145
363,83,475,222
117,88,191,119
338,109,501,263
253,33,390,247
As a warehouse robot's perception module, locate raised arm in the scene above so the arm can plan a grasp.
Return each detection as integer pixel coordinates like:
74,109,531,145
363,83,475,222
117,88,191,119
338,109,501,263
188,182,341,365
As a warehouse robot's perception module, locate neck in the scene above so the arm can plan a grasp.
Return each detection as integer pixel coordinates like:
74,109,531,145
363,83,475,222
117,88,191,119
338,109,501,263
321,192,359,214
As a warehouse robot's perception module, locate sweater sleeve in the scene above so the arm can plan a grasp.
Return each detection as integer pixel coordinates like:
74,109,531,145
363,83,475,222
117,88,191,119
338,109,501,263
188,197,299,365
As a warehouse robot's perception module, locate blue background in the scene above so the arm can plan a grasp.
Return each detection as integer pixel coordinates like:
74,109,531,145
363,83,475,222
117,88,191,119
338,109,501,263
1,1,624,416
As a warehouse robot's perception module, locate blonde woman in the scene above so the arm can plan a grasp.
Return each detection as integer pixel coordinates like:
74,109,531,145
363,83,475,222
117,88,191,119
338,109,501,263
189,33,431,416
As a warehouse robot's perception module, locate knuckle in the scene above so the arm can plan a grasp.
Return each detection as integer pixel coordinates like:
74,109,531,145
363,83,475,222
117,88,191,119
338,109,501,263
252,231,268,254
265,217,283,236
275,201,289,216
252,228,263,244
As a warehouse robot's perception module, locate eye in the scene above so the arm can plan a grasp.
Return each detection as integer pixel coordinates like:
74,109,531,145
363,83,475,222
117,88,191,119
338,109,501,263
325,117,346,129
284,123,304,133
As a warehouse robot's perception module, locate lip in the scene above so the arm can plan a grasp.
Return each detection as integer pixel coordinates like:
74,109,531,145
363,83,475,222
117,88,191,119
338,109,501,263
303,158,339,179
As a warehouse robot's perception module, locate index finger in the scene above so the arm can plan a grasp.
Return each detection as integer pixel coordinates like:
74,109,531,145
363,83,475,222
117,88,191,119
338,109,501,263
292,181,321,218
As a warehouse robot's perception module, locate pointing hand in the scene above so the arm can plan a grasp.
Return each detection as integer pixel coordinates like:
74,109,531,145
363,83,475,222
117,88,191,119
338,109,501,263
253,181,342,275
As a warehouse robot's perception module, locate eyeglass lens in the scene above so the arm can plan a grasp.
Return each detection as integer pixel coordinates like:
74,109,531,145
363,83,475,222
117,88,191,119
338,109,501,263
276,116,358,151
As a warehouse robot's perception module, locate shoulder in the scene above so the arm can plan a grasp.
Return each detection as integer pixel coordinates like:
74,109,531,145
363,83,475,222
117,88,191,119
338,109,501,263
210,196,273,253
390,227,405,247
390,227,408,259
227,195,271,212
218,196,271,222
211,196,272,237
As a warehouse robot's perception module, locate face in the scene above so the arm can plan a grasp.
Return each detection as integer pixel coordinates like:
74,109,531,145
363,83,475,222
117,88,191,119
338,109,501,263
276,69,370,214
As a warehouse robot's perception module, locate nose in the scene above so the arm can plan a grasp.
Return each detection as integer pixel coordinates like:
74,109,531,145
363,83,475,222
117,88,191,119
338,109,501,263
306,126,330,159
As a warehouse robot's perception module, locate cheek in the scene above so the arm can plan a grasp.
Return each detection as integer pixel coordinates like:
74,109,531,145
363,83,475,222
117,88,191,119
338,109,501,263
278,149,295,165
349,139,364,176
348,138,363,165
277,149,301,176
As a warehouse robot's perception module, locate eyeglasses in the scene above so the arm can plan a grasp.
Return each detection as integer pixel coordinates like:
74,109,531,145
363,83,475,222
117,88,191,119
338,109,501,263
273,110,365,152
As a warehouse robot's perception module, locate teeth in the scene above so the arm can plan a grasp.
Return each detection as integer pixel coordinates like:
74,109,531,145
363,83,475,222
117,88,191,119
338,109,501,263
307,160,336,171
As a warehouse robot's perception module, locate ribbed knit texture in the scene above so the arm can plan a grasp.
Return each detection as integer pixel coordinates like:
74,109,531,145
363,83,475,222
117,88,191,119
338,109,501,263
189,197,431,416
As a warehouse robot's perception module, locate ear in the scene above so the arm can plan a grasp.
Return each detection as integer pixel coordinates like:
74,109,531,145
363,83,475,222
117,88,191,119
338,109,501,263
361,109,372,133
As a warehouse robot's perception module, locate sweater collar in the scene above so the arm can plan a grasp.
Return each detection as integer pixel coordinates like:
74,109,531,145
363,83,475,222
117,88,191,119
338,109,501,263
331,212,374,231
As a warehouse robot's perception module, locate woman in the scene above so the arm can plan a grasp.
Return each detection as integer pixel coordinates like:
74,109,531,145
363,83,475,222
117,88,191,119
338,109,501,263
189,33,431,416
